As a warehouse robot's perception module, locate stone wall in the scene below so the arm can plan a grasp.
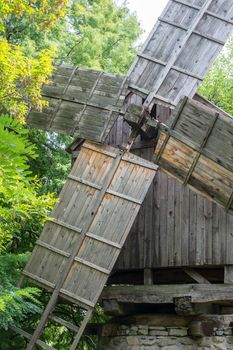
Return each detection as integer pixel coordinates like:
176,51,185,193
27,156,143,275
98,324,233,350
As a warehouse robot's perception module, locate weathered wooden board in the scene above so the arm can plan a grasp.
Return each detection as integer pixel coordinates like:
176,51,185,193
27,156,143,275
22,141,157,307
128,0,233,108
101,284,233,304
154,97,233,214
27,65,128,143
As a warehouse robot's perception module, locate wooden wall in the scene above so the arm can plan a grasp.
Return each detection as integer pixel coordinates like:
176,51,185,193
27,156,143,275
106,106,233,269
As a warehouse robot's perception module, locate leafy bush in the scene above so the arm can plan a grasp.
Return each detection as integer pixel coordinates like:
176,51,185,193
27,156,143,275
0,115,56,251
0,254,41,329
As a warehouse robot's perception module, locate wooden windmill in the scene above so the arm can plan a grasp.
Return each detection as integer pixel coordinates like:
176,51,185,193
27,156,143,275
13,0,233,349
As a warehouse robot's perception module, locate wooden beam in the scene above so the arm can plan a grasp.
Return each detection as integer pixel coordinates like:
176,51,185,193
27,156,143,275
101,284,233,305
10,326,56,350
224,266,233,284
183,268,211,284
144,268,153,285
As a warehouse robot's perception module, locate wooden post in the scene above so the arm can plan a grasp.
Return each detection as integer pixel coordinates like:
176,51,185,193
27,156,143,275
144,268,153,285
224,266,233,284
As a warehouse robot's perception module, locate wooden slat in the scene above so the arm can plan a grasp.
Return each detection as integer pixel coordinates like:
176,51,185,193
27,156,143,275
10,326,56,350
172,0,201,10
206,10,233,25
171,66,204,81
82,142,118,158
122,154,158,170
74,257,111,275
85,232,121,249
49,314,79,333
68,175,102,190
137,53,167,66
36,307,80,333
60,289,95,308
193,30,225,45
48,218,82,234
106,189,142,205
70,310,93,350
158,16,188,30
22,271,55,289
36,240,70,258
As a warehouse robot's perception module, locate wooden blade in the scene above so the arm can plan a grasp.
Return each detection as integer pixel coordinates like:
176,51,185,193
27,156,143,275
27,65,128,143
128,0,233,108
20,141,157,348
154,96,233,214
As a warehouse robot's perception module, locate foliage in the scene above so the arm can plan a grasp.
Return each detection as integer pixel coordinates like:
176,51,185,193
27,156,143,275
199,35,233,116
0,254,42,350
0,114,56,251
0,254,41,329
0,0,69,122
27,129,72,195
59,0,142,73
0,0,67,34
0,38,55,122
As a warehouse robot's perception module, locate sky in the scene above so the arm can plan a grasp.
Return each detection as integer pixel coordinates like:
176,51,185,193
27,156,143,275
120,0,169,40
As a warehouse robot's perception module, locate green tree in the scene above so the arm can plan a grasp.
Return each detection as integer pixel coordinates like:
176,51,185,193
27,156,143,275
59,0,142,73
0,115,56,251
0,116,55,339
199,35,233,116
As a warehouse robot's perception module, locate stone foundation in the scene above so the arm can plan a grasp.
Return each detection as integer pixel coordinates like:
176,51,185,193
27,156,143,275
98,324,233,349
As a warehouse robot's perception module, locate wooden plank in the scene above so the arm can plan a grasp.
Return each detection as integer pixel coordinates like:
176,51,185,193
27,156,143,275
70,310,93,350
172,0,201,10
68,175,102,190
10,326,56,350
74,257,111,275
101,284,233,304
36,240,70,258
224,266,233,284
48,219,82,234
85,232,121,249
144,268,153,285
106,189,143,205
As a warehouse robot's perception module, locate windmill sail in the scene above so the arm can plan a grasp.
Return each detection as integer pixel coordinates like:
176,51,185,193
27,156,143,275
154,97,233,214
27,65,128,143
21,141,157,349
128,0,233,108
